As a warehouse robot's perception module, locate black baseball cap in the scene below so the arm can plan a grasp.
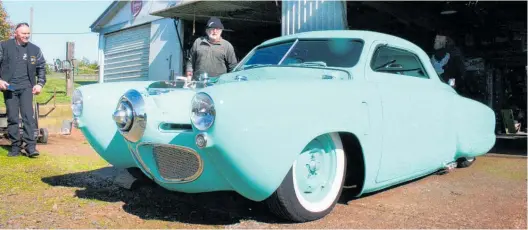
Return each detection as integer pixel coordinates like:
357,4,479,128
206,17,224,29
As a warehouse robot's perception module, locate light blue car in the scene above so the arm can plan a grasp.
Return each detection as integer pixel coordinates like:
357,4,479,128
71,30,496,222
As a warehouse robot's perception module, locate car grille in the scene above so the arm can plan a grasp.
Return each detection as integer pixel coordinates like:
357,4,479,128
150,144,203,182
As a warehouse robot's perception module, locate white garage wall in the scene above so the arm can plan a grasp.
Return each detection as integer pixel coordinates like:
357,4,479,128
105,0,177,28
148,18,184,81
96,0,183,83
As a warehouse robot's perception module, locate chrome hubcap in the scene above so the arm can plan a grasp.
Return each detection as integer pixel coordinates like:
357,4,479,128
294,135,337,201
304,150,325,193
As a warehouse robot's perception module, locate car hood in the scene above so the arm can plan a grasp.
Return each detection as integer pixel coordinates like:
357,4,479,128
216,66,351,84
145,87,196,125
140,66,350,125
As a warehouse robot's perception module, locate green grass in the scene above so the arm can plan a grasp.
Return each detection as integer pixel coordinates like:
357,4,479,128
0,73,98,109
0,147,111,226
0,147,110,194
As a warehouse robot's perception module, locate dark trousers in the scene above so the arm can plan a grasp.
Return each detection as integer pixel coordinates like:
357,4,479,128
3,87,36,151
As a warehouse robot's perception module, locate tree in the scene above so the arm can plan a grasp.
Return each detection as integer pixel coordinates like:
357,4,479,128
80,57,90,67
0,1,13,41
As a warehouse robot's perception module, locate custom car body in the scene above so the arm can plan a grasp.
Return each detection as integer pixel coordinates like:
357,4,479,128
72,30,496,222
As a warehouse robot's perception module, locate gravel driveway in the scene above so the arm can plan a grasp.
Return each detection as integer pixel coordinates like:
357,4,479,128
0,133,525,229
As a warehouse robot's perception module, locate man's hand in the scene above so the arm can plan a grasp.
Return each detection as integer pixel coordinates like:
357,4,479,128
32,84,42,95
0,80,9,91
448,78,456,88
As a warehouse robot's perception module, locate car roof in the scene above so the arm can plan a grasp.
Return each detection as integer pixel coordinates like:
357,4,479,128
259,30,422,52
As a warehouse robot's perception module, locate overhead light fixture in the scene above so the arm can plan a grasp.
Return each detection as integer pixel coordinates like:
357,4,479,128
441,9,457,15
440,2,457,15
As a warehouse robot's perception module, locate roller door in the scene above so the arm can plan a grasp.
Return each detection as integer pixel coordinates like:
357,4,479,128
103,24,150,82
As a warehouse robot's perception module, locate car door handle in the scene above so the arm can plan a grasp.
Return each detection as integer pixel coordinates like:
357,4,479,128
361,101,370,135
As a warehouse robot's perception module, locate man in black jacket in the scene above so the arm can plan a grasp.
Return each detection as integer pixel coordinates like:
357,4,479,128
431,34,467,91
0,22,46,157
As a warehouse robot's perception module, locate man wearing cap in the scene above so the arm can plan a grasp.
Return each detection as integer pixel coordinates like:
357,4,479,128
185,17,238,80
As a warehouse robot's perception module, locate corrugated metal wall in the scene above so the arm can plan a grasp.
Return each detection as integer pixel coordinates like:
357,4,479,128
281,0,347,36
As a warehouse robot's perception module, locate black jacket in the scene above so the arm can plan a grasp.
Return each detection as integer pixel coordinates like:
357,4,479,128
0,39,46,87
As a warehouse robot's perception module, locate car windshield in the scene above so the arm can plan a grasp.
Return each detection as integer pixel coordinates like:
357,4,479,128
236,38,364,71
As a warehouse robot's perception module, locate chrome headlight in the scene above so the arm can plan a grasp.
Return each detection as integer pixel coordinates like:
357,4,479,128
113,100,134,131
114,89,147,142
71,89,83,117
191,92,215,131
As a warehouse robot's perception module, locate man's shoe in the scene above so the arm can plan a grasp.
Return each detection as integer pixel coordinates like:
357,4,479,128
23,145,40,158
26,150,40,158
7,148,21,157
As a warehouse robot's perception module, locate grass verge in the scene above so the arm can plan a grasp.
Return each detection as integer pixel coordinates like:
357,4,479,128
0,147,109,194
0,146,112,227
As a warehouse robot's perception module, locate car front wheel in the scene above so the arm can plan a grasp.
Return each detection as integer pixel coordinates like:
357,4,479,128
457,157,476,168
265,133,347,222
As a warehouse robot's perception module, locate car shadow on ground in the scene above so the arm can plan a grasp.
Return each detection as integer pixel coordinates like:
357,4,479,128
41,167,290,225
337,172,434,205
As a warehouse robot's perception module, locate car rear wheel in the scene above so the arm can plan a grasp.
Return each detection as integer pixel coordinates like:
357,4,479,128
265,133,346,222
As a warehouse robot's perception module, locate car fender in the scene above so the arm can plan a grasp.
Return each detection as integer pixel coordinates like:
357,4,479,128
198,79,379,201
75,81,155,168
453,95,496,158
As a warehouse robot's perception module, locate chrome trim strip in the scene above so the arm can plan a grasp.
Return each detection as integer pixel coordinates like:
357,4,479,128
133,142,204,183
127,142,154,178
157,122,193,133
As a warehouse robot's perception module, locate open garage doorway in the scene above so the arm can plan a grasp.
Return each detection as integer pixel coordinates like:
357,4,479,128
151,1,283,73
344,1,527,134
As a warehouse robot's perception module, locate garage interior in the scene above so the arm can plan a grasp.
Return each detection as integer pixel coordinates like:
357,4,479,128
345,1,527,135
153,1,526,135
152,1,283,62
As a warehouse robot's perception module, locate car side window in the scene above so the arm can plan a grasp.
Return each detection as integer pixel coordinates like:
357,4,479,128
370,45,429,79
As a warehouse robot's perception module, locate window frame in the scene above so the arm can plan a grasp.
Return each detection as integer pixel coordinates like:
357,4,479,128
369,45,430,79
240,40,297,67
234,38,366,71
279,38,365,68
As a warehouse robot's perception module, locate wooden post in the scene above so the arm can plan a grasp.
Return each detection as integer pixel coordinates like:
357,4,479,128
66,69,73,97
65,42,75,97
29,7,33,42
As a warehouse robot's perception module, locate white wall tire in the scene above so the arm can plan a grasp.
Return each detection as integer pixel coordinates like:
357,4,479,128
265,133,347,222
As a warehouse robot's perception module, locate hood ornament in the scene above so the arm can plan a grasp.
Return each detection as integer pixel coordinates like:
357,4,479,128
235,75,248,81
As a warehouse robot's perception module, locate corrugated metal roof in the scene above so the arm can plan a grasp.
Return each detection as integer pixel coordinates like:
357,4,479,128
150,0,280,24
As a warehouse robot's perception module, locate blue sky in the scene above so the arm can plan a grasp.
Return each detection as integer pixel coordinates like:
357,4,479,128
3,0,113,64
